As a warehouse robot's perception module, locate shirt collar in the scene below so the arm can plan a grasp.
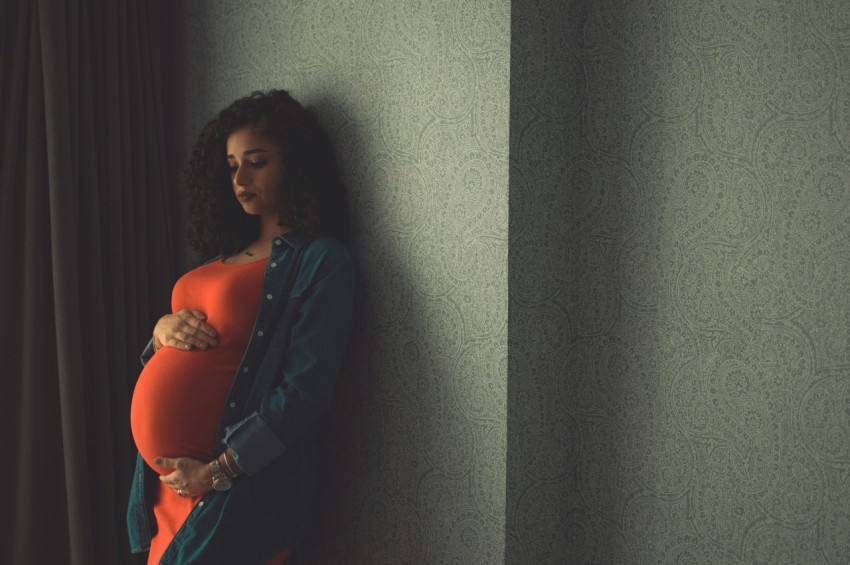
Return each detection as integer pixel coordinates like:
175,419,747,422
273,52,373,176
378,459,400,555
275,232,311,250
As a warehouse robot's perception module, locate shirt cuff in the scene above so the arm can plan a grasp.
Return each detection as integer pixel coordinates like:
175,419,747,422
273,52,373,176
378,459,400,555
140,338,156,366
224,411,287,476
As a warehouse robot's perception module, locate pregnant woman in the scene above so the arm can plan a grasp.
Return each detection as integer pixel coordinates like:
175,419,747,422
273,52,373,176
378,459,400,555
127,90,354,564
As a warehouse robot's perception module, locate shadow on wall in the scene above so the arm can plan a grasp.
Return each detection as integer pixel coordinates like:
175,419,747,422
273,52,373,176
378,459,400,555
507,0,643,561
311,90,500,561
304,94,374,559
309,95,443,562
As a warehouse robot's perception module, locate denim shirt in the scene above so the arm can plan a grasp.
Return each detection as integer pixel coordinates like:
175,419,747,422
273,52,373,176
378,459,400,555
127,233,355,564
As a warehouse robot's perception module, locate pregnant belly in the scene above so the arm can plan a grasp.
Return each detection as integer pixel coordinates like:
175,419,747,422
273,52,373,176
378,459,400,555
131,347,238,476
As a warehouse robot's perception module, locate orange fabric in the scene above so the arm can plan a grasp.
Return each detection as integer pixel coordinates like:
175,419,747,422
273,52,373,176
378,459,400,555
131,257,273,564
148,482,202,563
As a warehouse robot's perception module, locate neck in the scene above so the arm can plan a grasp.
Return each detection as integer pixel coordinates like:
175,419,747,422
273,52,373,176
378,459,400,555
258,214,289,242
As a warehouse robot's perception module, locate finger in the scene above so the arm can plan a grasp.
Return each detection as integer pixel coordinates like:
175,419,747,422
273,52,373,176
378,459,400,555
178,324,218,344
158,473,180,490
165,337,193,350
155,457,179,469
165,478,188,490
153,320,213,352
173,331,216,350
160,473,188,486
177,309,212,327
193,321,218,341
175,315,218,342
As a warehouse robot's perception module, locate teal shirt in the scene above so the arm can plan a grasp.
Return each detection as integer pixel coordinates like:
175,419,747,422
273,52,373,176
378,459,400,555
127,233,355,564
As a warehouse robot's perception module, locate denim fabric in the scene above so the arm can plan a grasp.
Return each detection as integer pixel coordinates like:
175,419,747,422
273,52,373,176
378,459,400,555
127,234,355,564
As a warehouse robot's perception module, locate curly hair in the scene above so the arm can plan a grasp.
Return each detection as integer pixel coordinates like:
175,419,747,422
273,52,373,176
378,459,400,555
184,90,349,258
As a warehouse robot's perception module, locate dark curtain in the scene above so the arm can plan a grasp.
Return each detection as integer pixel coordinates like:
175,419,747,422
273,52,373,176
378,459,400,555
1,0,174,563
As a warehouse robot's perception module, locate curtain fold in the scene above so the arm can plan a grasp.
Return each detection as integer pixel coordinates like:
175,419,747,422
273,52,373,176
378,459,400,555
1,1,174,563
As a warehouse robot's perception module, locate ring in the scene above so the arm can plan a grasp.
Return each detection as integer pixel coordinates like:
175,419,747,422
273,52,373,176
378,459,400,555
177,489,185,497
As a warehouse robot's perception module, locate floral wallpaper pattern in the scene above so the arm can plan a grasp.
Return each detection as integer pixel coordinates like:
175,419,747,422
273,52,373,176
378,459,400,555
509,0,850,563
165,0,849,562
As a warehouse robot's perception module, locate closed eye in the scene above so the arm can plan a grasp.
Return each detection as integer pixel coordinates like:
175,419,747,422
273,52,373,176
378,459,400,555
227,160,267,173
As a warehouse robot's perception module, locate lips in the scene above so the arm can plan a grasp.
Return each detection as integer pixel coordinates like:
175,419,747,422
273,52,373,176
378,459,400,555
236,192,256,202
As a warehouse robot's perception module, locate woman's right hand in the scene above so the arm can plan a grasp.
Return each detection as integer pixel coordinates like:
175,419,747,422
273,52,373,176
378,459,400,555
153,309,218,351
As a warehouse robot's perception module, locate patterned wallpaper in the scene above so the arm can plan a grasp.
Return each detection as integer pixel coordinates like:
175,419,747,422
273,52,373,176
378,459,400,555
163,1,510,563
164,0,849,562
509,0,850,563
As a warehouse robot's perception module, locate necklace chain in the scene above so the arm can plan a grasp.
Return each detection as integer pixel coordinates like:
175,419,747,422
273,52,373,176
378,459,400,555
243,236,278,257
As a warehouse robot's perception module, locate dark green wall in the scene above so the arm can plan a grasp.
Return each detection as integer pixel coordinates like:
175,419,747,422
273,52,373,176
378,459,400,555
509,0,850,562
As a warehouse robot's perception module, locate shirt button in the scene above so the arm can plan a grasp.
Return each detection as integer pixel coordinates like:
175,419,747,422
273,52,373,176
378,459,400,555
242,367,249,373
275,240,281,246
229,402,236,408
257,330,264,337
270,262,277,268
198,501,205,507
266,294,273,300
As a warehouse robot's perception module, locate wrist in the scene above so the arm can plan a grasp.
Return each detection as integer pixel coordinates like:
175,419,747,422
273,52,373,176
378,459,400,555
209,459,233,492
219,450,243,478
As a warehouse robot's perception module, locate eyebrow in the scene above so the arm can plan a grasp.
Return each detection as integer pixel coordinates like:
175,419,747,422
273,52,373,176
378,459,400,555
226,148,269,159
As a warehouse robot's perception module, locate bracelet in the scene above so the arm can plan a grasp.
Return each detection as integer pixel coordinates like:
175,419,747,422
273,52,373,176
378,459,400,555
221,451,238,478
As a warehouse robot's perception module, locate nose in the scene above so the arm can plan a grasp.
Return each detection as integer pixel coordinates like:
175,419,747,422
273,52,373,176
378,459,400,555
233,164,251,186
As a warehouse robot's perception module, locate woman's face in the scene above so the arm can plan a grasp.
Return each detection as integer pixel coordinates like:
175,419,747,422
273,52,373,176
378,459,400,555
225,126,284,220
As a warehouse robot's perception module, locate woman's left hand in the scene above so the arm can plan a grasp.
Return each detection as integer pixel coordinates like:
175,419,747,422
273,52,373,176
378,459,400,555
155,456,213,498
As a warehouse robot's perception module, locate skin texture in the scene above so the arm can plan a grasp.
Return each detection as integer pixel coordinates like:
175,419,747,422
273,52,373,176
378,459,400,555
227,127,284,228
154,126,287,495
152,309,218,351
156,456,214,497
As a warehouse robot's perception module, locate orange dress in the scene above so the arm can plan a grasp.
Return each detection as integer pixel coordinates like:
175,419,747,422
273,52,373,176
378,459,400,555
130,257,291,564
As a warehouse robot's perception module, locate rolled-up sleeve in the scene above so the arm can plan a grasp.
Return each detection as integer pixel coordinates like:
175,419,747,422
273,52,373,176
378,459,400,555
140,338,156,366
224,240,355,475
